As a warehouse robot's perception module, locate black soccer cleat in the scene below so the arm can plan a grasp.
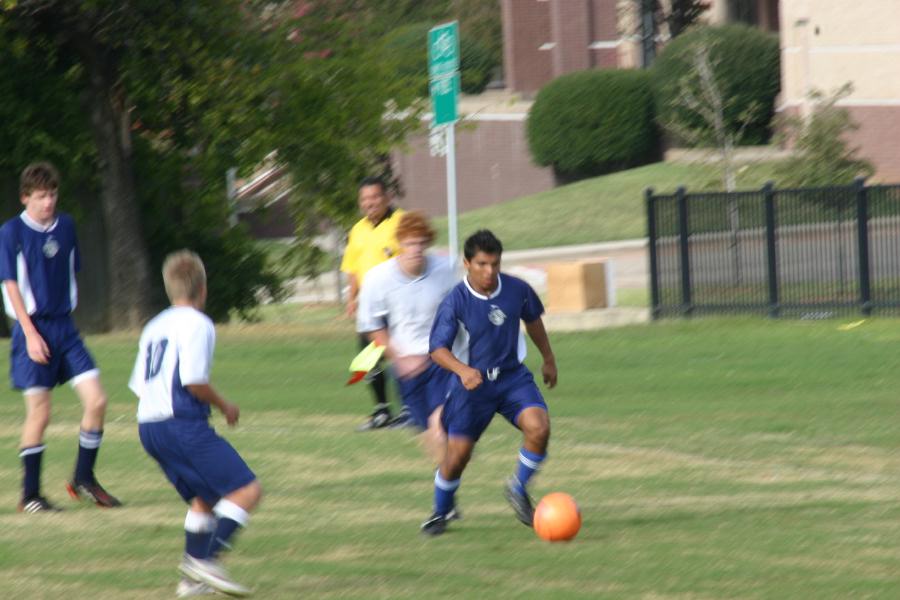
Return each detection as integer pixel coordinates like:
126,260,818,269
387,407,416,429
18,495,63,513
356,405,392,432
504,477,534,527
67,479,122,508
420,512,449,536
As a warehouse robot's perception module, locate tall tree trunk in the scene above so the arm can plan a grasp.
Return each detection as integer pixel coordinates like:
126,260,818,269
79,39,155,329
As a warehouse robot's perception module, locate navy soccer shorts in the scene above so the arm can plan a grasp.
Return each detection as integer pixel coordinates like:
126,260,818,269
10,316,96,390
396,361,452,430
139,418,256,506
441,363,548,441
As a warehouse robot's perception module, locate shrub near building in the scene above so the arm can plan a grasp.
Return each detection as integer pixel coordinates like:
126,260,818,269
652,24,780,146
527,69,658,183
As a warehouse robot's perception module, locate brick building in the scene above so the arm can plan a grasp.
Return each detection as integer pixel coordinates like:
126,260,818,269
501,0,620,97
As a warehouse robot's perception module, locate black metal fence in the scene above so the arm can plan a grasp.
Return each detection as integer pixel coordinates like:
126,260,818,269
647,179,900,319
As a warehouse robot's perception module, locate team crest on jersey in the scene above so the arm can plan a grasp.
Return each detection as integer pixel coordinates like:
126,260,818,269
42,236,59,258
488,304,506,326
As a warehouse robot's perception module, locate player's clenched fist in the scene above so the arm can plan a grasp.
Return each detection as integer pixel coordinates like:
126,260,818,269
459,366,483,390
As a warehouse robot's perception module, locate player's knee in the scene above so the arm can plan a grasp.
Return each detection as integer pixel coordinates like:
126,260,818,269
523,417,550,446
81,391,107,417
445,451,472,478
244,479,263,509
91,392,108,415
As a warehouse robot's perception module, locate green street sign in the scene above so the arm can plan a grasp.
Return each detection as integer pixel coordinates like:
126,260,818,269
428,22,459,79
430,72,459,126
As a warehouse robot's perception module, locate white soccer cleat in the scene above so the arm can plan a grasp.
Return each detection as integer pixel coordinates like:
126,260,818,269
180,555,251,597
176,577,216,597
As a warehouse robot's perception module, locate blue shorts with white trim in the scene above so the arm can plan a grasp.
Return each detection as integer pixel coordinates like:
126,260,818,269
10,315,96,390
441,363,547,441
139,418,256,506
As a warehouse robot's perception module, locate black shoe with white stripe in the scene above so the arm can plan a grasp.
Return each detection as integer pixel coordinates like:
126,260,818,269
420,512,448,536
387,407,416,429
18,495,62,513
504,477,534,527
356,404,392,432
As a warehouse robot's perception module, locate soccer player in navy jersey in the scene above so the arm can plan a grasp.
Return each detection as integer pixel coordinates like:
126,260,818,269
422,230,558,535
130,250,261,597
0,162,121,513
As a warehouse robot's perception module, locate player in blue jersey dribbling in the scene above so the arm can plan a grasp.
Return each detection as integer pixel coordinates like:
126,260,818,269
0,162,121,513
422,230,558,535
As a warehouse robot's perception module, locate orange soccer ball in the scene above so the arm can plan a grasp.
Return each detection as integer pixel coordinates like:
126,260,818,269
534,492,581,542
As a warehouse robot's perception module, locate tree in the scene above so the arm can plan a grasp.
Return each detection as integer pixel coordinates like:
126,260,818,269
660,0,711,38
774,85,875,187
652,25,780,147
659,38,760,286
1,1,159,328
619,0,710,66
662,42,754,191
0,1,422,327
453,0,502,82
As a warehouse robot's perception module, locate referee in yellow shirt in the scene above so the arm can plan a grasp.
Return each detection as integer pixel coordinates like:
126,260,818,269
341,176,405,430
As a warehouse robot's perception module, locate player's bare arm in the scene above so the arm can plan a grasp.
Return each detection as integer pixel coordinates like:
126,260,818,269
366,328,394,360
525,318,557,388
3,280,50,364
431,346,483,390
186,383,240,426
345,273,360,318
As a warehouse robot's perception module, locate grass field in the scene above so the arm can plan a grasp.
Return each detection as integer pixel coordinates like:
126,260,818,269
433,161,782,250
1,306,900,599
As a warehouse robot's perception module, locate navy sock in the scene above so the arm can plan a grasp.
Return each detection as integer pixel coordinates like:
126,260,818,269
74,429,103,484
514,448,546,494
434,470,460,516
208,500,250,559
184,511,216,559
186,530,215,559
208,518,241,558
20,445,45,500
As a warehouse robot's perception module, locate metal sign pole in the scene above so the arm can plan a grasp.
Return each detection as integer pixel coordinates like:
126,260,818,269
446,123,458,265
428,21,460,266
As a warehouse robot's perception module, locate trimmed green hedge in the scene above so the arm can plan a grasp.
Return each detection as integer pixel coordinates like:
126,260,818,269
652,24,780,146
527,69,658,181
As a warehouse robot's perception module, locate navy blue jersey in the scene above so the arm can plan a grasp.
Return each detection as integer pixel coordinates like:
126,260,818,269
0,212,80,319
429,274,544,373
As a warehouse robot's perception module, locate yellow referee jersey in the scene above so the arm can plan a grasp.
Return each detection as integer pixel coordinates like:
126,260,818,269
340,207,405,284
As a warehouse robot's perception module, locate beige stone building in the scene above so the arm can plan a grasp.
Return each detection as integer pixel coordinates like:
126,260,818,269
779,0,900,180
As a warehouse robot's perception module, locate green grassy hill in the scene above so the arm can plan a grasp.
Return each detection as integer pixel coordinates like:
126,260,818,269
434,161,781,250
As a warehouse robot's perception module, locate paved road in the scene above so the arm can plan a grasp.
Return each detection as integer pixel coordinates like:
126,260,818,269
285,239,651,304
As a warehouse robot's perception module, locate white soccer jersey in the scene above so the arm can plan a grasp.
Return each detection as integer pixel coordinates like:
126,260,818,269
129,305,216,423
357,254,459,357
